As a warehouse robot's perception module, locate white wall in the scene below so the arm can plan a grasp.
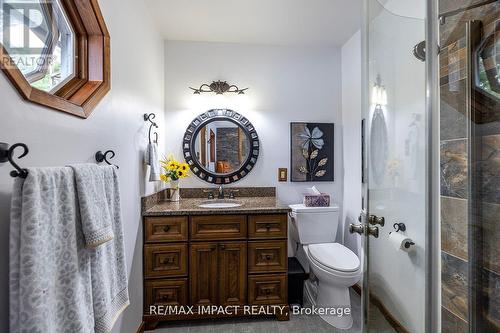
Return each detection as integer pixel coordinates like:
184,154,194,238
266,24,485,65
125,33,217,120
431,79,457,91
164,41,343,211
341,31,362,256
0,0,165,332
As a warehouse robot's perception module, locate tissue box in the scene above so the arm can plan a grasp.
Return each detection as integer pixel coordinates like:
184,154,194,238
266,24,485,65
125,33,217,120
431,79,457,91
303,194,330,207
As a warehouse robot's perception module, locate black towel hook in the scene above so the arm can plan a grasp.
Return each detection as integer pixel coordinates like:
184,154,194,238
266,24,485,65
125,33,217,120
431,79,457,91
393,222,406,232
0,142,29,178
144,113,158,144
95,150,119,169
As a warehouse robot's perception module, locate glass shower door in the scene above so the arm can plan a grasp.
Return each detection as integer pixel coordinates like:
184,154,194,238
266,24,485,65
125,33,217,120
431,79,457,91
360,1,428,332
439,1,500,332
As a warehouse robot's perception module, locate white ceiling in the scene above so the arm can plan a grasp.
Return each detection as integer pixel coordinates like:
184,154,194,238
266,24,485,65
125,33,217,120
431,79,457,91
144,0,362,46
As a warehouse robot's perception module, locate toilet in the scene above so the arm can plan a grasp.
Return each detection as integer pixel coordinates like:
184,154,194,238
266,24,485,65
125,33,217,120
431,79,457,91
289,204,361,329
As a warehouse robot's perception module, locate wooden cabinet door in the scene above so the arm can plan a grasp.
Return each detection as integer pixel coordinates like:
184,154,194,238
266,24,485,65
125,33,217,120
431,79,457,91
144,244,188,278
248,214,287,239
248,240,287,273
190,242,218,306
190,215,247,240
218,241,247,306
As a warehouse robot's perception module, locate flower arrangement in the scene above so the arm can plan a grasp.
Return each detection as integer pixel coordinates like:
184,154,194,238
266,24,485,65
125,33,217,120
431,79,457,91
160,155,190,182
160,155,189,202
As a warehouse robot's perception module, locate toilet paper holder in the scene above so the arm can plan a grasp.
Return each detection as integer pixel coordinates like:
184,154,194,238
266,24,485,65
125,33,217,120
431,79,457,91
391,222,415,249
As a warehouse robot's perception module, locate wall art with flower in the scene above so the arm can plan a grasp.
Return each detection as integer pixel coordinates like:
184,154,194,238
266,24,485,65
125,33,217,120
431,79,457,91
290,122,335,182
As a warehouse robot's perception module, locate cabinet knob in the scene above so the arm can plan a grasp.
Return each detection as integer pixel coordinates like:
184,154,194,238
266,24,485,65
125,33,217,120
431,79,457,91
162,257,173,264
265,254,272,260
219,244,226,250
163,225,171,232
265,224,272,230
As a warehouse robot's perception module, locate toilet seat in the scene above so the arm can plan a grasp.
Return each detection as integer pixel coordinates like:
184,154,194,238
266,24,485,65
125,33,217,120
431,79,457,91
308,243,360,273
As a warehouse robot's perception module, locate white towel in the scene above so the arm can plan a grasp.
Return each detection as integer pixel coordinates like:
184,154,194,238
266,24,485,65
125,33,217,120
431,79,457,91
70,164,115,248
144,142,160,181
10,166,130,333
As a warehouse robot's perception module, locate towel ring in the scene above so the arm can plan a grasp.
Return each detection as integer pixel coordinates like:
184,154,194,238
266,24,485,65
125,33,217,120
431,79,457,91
0,142,29,178
144,113,159,144
95,150,119,169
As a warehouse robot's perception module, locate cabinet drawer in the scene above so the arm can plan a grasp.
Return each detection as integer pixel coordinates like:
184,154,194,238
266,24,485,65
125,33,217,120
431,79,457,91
144,244,188,278
144,279,188,313
248,214,287,239
248,240,287,273
248,274,287,305
145,216,188,243
190,215,247,240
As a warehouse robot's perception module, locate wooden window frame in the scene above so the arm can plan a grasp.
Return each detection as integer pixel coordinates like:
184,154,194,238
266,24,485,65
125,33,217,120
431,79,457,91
0,0,110,118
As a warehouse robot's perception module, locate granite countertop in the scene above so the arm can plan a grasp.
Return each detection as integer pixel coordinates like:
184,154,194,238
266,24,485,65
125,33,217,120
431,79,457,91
143,196,291,216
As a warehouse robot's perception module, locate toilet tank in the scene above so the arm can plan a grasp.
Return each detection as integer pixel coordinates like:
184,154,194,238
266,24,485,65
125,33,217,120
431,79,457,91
289,204,340,244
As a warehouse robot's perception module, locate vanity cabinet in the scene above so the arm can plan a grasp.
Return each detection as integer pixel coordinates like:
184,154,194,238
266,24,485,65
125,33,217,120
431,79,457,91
142,213,289,329
189,241,247,306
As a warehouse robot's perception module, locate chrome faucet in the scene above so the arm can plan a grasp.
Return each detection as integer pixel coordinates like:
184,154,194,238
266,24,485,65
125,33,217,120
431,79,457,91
218,185,225,199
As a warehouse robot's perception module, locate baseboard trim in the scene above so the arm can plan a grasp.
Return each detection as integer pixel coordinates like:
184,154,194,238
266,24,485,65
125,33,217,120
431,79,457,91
136,321,145,333
352,283,410,333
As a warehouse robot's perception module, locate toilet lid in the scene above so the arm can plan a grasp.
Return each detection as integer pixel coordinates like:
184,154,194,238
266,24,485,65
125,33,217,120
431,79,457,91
308,243,360,272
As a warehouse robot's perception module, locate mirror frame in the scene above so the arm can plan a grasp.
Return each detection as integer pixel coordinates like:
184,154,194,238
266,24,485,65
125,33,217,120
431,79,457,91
183,109,260,184
0,0,110,118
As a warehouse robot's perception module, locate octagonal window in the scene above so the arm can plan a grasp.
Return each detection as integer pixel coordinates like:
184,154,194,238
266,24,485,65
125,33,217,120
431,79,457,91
1,0,75,93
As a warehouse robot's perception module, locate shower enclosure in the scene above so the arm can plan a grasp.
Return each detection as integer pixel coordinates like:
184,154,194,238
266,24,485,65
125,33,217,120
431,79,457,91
360,0,499,332
439,1,499,332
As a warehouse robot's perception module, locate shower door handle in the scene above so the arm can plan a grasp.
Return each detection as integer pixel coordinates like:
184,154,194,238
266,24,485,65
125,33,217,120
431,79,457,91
368,215,385,227
367,226,379,238
349,224,365,235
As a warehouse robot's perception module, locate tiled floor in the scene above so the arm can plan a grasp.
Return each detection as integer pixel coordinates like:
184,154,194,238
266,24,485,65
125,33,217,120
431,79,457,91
153,290,397,333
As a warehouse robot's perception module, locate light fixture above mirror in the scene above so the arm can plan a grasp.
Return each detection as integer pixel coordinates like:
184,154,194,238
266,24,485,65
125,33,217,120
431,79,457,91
189,80,248,95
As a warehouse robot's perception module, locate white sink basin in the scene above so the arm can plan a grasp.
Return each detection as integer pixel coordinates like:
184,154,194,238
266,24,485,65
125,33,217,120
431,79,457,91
198,200,243,209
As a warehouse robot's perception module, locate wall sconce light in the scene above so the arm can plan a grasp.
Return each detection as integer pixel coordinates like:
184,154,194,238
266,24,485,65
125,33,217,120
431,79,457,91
372,75,387,107
189,80,249,95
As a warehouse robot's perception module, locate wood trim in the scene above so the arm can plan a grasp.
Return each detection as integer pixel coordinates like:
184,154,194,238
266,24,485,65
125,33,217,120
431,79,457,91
352,284,410,333
135,321,145,333
0,0,110,117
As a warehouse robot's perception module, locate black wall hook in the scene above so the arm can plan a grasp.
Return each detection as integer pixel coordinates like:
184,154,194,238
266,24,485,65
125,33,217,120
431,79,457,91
0,142,29,178
144,113,158,144
95,150,119,169
393,222,406,232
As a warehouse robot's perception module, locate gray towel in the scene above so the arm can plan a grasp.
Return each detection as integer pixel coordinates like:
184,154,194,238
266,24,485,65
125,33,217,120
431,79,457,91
87,165,130,333
10,166,130,333
70,164,115,248
10,167,94,333
144,142,160,181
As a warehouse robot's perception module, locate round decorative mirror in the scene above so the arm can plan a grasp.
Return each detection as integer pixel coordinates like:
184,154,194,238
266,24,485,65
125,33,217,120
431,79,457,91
183,109,260,184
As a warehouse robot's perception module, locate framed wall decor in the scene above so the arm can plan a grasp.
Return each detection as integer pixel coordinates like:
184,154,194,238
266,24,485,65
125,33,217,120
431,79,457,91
290,122,334,182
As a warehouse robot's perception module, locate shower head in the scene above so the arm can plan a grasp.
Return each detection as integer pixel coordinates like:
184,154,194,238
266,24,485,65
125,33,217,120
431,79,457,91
413,41,426,61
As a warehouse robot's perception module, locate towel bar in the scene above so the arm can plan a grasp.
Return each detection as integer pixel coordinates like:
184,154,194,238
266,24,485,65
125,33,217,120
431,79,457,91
95,150,119,169
0,142,29,178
